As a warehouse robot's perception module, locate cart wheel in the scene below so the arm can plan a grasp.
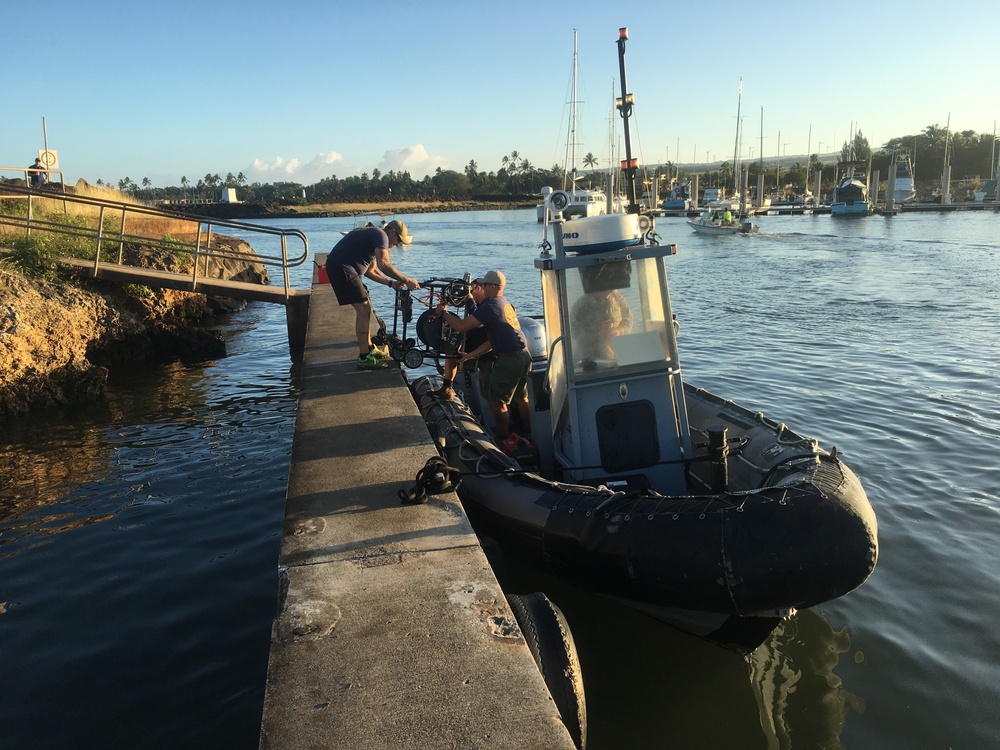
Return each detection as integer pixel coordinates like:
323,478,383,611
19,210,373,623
403,347,425,369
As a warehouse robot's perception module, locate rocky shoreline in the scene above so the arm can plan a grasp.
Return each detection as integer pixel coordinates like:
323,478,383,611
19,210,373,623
164,197,536,221
0,237,269,417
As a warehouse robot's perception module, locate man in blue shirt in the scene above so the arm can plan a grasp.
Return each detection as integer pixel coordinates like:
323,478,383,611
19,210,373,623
326,220,419,369
436,269,531,439
27,157,47,188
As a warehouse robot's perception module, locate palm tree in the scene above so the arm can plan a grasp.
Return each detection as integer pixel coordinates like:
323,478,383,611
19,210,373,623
583,152,598,169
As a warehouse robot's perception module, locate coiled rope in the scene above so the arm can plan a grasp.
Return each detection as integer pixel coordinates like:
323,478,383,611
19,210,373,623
399,456,463,505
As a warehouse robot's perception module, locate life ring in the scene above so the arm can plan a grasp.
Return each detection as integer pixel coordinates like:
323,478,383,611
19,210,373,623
507,592,587,750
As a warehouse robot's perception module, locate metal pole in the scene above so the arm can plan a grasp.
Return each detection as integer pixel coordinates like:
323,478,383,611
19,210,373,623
616,28,639,213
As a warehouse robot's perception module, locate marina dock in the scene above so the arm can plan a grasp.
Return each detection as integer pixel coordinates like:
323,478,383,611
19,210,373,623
257,258,576,749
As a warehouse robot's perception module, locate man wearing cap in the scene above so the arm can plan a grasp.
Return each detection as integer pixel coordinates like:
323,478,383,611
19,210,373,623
326,220,420,369
27,157,47,188
435,269,531,439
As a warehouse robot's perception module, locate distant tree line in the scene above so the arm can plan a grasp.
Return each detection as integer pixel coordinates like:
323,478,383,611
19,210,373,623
96,126,997,204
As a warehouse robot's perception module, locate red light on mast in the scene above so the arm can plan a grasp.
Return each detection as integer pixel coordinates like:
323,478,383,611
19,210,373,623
619,27,628,40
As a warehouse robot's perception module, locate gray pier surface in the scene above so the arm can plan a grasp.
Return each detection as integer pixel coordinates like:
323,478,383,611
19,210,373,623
259,257,575,749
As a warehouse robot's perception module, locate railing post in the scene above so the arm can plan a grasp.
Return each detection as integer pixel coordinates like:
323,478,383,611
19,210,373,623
93,205,107,275
192,224,205,288
117,208,127,263
281,235,291,299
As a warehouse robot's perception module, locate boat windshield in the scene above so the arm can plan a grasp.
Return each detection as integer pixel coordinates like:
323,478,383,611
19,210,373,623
558,255,674,382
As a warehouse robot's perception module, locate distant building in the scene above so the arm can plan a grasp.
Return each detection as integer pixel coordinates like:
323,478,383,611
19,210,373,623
220,188,239,203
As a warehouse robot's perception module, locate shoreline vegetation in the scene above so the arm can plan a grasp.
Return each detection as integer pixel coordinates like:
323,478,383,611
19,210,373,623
0,186,275,416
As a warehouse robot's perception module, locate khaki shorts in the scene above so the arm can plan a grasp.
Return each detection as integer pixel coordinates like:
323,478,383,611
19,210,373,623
486,350,530,405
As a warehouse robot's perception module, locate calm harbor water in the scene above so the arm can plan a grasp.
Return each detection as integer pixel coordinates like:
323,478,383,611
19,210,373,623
2,208,999,748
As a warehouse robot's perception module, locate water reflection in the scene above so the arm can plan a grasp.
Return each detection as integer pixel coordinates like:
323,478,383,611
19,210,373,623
749,610,863,750
1,358,244,556
501,556,861,749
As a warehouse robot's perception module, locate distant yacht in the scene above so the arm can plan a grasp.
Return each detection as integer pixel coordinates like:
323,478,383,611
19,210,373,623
892,151,916,205
831,160,872,217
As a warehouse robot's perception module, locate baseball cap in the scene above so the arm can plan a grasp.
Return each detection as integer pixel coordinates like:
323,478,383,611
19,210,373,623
385,220,412,246
473,269,505,288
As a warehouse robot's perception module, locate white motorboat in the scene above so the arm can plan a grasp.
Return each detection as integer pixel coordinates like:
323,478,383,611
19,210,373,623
687,211,757,235
891,151,916,205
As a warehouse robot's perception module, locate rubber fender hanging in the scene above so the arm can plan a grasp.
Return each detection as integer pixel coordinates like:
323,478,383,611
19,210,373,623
507,592,587,750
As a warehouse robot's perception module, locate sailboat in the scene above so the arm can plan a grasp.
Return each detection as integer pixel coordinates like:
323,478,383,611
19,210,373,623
537,31,608,222
704,79,752,215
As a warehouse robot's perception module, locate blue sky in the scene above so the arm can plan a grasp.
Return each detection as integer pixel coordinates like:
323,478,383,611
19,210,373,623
4,0,996,187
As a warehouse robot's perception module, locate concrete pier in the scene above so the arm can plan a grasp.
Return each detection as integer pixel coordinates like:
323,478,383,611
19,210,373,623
258,257,575,749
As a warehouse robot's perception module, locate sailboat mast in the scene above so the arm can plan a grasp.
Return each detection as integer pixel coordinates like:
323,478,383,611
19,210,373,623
570,30,578,196
616,27,639,212
731,78,742,196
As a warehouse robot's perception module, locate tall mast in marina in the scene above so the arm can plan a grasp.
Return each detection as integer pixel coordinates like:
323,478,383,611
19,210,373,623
731,77,742,198
562,30,581,195
941,113,952,204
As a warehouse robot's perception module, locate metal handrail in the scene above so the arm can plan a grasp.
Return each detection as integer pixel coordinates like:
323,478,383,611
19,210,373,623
0,181,309,300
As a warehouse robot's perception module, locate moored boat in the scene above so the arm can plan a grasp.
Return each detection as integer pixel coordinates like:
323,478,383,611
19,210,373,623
831,160,871,217
891,150,917,205
537,30,609,223
660,181,692,213
397,29,877,652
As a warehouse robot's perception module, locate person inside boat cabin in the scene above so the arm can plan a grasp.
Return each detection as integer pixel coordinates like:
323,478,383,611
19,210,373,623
430,281,495,401
325,219,419,369
434,269,532,440
570,287,633,365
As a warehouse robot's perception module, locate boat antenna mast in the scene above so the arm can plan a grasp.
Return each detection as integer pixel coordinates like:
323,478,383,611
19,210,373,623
616,27,639,213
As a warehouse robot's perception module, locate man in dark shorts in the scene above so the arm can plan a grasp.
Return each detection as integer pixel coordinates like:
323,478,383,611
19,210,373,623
326,220,420,369
435,269,531,439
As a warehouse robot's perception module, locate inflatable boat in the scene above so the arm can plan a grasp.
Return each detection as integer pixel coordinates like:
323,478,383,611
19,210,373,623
396,190,879,651
396,31,877,651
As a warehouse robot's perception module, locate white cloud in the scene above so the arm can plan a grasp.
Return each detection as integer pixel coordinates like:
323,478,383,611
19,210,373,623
377,145,448,178
243,151,344,184
242,145,449,184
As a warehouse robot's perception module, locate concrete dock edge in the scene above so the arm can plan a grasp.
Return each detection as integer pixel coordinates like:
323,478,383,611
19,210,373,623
258,256,575,749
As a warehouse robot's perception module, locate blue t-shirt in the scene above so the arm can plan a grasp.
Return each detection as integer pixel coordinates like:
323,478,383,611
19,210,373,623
472,296,527,353
327,227,389,277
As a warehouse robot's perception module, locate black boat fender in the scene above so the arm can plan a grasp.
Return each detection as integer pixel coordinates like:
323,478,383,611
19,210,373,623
507,592,587,750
